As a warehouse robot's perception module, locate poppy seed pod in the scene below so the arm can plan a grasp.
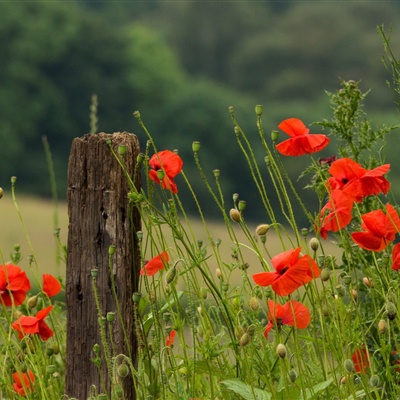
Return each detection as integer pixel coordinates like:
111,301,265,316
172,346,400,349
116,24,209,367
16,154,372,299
255,105,263,116
238,200,246,212
276,343,287,358
133,110,141,119
192,141,201,152
271,130,279,142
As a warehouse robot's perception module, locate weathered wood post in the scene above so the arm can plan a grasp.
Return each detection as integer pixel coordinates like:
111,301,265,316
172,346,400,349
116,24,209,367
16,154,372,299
66,132,141,399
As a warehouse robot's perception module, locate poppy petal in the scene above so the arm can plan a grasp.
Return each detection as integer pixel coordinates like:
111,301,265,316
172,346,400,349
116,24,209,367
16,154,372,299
282,300,311,329
278,118,309,137
351,231,385,252
140,251,169,276
252,271,278,287
43,274,62,297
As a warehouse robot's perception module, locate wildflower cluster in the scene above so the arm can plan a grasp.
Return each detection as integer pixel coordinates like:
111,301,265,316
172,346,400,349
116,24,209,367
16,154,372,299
0,262,62,397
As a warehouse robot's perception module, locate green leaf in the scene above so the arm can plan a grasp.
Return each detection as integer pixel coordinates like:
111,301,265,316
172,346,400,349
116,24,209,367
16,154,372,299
221,379,272,400
298,377,334,400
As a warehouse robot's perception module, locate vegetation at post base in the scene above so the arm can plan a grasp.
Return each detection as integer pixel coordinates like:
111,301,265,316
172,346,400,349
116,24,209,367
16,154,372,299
3,21,400,400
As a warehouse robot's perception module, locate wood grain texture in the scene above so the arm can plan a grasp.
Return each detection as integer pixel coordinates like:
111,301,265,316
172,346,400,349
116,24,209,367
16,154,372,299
66,133,141,399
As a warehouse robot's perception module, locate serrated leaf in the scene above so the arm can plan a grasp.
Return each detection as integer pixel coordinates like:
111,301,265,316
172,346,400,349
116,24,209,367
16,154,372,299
221,379,272,400
298,377,334,400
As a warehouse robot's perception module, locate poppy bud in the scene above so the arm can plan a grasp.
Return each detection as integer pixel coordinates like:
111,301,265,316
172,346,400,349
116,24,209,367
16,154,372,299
247,325,256,336
230,208,241,223
344,359,354,373
351,289,358,301
199,287,208,299
192,141,201,152
27,295,38,309
342,275,352,286
256,224,270,236
276,343,287,358
196,325,204,339
363,277,374,288
216,268,223,279
165,266,177,285
378,319,388,334
369,375,380,387
0,188,3,199
340,376,347,385
234,325,244,340
386,302,397,320
249,297,260,311
118,363,130,378
320,267,331,282
335,284,346,297
309,238,320,251
239,332,251,347
115,384,124,398
179,367,188,376
255,105,263,116
288,369,297,383
271,130,279,142
47,365,57,374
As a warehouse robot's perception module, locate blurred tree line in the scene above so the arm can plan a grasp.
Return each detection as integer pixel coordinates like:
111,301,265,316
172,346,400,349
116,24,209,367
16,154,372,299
1,0,400,223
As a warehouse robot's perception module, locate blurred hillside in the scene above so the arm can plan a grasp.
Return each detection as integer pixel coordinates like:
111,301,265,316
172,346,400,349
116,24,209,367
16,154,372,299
1,1,400,225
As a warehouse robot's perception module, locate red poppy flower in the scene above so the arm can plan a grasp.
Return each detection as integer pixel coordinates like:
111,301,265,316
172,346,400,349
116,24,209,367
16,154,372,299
328,158,390,201
263,300,310,338
140,251,169,276
12,305,54,341
275,118,330,156
351,347,370,373
351,204,400,252
42,274,62,297
149,150,183,193
12,370,35,396
165,329,176,347
391,243,400,271
252,247,320,296
0,264,31,306
317,190,355,239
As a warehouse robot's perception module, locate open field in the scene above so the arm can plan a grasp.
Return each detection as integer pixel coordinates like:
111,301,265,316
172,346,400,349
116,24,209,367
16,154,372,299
0,194,68,282
0,193,342,289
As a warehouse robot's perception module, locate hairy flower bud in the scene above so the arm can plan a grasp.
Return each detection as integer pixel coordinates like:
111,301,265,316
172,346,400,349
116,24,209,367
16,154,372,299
230,208,241,223
239,332,251,347
344,359,354,373
320,268,331,282
288,369,297,383
165,266,177,285
117,363,130,378
378,319,388,334
276,343,287,358
255,224,270,236
369,375,380,387
234,325,245,340
249,296,260,311
386,302,397,320
309,238,320,251
362,277,374,288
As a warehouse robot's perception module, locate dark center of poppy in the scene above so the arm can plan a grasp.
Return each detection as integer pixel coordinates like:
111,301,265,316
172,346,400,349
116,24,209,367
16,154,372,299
280,266,289,275
341,178,348,184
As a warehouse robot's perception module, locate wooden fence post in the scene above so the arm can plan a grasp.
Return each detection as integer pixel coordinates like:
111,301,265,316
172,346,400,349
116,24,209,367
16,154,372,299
66,132,141,399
